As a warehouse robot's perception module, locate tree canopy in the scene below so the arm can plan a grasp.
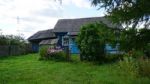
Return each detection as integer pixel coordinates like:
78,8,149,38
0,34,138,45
77,22,116,62
0,35,26,46
91,0,150,28
119,28,150,52
77,23,104,61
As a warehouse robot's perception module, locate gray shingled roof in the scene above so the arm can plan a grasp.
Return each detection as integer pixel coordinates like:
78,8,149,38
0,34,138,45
68,32,78,36
54,17,122,32
28,29,56,41
39,39,58,45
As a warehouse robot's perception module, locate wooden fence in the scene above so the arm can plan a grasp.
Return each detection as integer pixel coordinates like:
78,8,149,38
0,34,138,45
0,45,32,57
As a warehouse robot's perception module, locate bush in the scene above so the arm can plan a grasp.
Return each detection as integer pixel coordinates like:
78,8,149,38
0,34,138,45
47,51,66,61
77,22,116,62
77,22,110,62
39,46,49,60
118,53,150,78
118,56,139,77
129,50,145,58
144,43,150,58
105,54,123,62
39,47,66,61
138,59,150,77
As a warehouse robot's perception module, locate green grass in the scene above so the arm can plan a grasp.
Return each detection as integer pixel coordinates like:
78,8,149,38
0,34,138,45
0,54,149,84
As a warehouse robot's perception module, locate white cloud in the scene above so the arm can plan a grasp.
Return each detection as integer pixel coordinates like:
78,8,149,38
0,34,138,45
63,0,91,8
0,0,101,39
0,0,62,38
72,0,91,8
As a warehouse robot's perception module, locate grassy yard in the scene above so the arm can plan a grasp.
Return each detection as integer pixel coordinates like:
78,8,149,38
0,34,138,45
0,54,149,84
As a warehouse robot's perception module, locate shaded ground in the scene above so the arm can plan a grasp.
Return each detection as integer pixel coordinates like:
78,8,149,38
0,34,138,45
0,54,149,84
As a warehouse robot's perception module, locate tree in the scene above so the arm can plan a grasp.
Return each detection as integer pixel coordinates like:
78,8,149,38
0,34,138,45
0,34,26,46
77,23,103,61
91,0,150,28
119,28,150,52
77,22,116,62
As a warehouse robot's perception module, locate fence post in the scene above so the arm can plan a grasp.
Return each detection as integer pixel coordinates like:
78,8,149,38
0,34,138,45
8,45,11,56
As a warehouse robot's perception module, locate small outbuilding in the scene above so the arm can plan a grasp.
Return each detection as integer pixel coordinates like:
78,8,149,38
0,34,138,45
28,29,56,52
39,38,58,49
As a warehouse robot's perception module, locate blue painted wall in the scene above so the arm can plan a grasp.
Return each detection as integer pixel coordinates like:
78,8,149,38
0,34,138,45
69,38,80,54
55,32,67,47
105,44,119,54
32,43,39,52
69,39,119,54
55,32,80,54
55,32,119,54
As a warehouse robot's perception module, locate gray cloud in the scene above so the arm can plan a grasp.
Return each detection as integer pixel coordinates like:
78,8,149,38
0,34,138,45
20,17,45,23
0,0,14,4
34,7,63,18
20,25,37,33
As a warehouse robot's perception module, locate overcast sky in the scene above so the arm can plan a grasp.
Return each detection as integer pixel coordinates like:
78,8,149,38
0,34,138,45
0,0,105,39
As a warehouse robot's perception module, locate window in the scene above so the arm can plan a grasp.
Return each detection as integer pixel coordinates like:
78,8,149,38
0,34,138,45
62,36,69,46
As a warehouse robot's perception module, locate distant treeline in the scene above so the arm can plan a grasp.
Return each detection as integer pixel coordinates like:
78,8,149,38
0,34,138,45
0,34,26,45
0,34,33,56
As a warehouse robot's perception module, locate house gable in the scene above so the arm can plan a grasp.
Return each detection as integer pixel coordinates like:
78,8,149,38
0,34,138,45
53,17,122,33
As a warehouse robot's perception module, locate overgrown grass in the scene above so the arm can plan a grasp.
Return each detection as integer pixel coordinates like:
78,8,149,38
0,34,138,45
0,54,149,84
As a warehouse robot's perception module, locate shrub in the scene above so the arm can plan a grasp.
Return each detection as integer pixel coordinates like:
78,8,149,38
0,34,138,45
39,46,49,60
118,56,139,77
144,43,150,58
76,21,117,62
77,23,103,61
47,51,66,61
129,50,145,58
118,52,150,78
39,47,66,61
138,59,150,77
105,54,123,62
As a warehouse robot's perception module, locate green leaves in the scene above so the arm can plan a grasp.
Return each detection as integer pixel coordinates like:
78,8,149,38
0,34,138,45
0,35,25,46
76,22,115,62
91,0,150,28
119,28,150,52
